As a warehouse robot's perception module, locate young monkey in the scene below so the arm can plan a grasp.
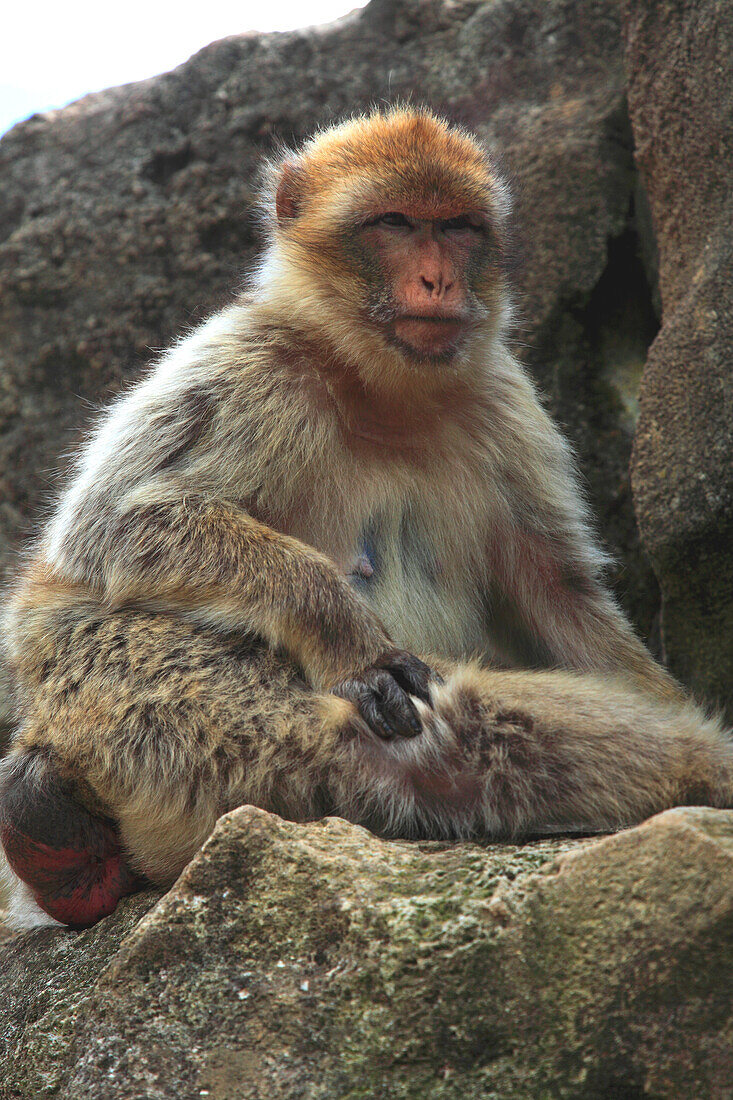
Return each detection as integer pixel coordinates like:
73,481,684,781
2,107,732,930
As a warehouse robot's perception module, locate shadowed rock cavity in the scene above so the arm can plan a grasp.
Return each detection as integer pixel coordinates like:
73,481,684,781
526,177,662,648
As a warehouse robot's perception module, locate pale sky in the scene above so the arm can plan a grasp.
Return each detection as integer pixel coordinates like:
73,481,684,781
0,0,367,137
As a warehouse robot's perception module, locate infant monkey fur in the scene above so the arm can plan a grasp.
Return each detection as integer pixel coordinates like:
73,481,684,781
1,106,731,930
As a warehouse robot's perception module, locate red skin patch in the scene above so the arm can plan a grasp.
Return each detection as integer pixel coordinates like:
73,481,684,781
407,764,481,810
2,823,140,929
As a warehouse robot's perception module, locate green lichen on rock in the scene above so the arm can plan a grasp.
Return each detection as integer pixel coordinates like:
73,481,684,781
0,891,163,1098
2,807,732,1098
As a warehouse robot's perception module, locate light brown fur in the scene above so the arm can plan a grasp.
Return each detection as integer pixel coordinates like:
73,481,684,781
1,107,731,924
9,587,732,887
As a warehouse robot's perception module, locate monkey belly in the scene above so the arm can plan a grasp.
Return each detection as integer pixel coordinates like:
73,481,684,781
343,497,507,663
348,541,489,662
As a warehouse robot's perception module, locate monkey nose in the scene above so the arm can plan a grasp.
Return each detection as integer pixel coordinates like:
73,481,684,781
420,275,454,299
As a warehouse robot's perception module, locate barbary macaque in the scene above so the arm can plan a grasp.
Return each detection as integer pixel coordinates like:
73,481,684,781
1,107,731,930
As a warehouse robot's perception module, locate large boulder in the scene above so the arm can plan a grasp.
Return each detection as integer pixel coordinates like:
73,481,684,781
624,0,733,715
2,805,732,1098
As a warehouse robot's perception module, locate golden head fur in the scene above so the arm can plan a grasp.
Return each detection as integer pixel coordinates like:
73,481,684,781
256,107,513,392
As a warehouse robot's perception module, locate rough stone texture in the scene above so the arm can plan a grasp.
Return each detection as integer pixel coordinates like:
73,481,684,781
625,0,733,715
2,806,732,1099
0,0,661,686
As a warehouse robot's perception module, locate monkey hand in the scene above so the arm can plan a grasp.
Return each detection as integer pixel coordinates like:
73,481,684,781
332,650,440,740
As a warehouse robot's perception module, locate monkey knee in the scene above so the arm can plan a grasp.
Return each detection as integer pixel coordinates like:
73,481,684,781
427,668,550,787
427,666,496,743
0,750,140,928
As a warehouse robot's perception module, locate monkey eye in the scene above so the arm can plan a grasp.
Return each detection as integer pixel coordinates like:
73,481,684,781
440,215,483,233
364,212,413,229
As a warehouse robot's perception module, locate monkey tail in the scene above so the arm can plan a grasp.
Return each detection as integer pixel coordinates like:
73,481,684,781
0,749,141,929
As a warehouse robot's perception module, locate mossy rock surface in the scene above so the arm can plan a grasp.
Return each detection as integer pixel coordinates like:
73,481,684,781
2,806,732,1099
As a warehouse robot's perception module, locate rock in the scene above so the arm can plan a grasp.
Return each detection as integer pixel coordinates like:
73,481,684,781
1,805,732,1098
624,0,733,715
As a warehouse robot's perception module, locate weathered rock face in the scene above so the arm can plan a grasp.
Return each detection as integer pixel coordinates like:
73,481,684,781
2,806,732,1099
624,0,733,715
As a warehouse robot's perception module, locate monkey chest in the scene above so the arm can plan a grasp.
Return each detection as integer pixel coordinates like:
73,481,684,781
346,513,487,659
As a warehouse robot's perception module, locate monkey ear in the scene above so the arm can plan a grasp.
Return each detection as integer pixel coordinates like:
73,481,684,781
275,160,305,223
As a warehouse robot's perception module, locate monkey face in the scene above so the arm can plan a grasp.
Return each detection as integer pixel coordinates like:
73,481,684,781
266,107,511,368
356,208,492,363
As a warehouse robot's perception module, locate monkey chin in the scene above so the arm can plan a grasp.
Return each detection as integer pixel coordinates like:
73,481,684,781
388,318,469,366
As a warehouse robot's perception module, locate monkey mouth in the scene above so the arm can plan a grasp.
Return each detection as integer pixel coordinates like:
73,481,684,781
390,314,468,361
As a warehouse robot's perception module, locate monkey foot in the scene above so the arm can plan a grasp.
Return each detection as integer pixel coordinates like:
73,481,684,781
2,825,141,928
0,752,142,928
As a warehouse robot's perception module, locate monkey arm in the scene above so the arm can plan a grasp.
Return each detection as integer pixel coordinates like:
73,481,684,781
481,366,682,702
97,497,389,688
488,521,681,701
74,496,434,716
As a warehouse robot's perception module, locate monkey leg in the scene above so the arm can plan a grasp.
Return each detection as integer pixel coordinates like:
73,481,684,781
1,597,356,927
4,598,733,928
335,661,733,840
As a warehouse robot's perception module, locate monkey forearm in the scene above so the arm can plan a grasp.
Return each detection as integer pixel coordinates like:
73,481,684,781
509,579,682,703
489,521,683,703
74,498,393,689
546,596,683,702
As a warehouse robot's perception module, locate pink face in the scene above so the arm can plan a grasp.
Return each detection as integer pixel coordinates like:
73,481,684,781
358,210,490,361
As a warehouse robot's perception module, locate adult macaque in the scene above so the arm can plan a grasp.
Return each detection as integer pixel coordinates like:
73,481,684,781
1,108,731,930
